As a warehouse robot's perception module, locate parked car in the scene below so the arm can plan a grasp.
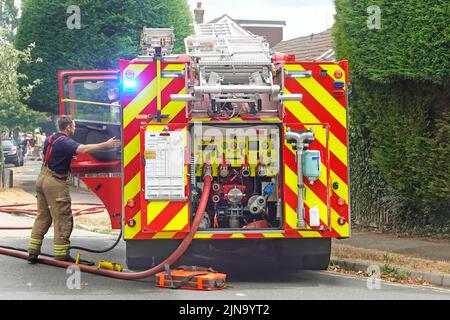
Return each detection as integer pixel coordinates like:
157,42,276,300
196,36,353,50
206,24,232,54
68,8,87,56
1,139,24,167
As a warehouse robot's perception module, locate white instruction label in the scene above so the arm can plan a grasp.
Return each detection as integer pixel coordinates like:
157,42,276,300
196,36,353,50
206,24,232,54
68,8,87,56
144,131,185,200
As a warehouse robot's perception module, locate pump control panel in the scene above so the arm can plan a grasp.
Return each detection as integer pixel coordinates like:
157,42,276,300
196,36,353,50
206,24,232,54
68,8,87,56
190,124,281,230
193,127,280,177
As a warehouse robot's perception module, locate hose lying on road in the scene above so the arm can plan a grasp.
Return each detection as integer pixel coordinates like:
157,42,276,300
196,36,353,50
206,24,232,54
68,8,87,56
0,175,212,280
0,226,33,230
0,202,106,230
0,245,95,266
0,203,106,216
0,201,122,253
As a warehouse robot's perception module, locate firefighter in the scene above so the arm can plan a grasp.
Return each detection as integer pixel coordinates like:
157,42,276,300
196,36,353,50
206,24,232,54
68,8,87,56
27,116,121,263
32,129,43,160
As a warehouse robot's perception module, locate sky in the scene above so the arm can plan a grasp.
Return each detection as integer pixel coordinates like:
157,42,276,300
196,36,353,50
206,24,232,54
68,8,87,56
11,0,335,41
187,0,336,40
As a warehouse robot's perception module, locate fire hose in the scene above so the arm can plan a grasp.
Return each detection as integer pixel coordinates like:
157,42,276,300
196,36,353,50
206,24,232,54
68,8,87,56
0,175,212,280
0,202,118,263
0,202,106,230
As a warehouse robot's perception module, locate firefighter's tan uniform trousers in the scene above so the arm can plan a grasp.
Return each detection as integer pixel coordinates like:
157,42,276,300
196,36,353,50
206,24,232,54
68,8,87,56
28,166,73,260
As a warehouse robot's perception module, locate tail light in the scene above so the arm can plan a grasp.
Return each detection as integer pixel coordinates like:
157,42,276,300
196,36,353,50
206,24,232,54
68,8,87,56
338,198,346,206
9,147,17,155
333,90,345,98
287,54,296,62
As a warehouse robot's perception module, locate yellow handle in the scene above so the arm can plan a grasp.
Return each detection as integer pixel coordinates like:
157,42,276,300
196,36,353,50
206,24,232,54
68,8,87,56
97,260,123,272
62,99,119,107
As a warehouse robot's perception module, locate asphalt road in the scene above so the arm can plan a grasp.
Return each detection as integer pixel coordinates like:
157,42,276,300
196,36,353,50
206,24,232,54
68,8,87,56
1,161,449,300
0,238,449,300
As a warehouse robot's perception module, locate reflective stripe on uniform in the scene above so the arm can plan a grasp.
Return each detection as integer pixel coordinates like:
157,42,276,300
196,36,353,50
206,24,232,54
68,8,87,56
29,238,43,245
54,244,70,249
28,238,43,253
54,244,70,256
28,238,43,250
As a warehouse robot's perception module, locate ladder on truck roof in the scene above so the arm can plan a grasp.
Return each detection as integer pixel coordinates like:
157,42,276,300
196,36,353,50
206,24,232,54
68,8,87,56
186,22,271,66
139,24,302,112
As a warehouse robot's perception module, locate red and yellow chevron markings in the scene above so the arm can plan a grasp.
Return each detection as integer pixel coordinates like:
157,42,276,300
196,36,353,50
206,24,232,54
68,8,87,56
141,125,189,235
283,63,349,238
122,61,188,240
123,60,349,240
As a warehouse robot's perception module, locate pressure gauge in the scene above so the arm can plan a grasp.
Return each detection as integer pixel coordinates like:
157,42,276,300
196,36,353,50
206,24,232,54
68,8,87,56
261,142,269,150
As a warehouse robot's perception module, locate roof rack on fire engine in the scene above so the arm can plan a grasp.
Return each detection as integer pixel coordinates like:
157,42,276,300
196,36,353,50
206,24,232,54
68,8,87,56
140,27,175,57
170,22,302,111
185,22,271,65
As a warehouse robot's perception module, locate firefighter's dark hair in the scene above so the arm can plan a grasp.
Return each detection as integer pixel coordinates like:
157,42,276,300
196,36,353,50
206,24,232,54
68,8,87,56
58,116,74,131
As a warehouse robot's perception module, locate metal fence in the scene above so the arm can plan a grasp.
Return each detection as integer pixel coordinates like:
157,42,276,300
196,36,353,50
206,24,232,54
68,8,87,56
351,201,390,228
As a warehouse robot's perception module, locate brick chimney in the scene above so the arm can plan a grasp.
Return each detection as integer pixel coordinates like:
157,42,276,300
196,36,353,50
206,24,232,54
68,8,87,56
194,2,204,24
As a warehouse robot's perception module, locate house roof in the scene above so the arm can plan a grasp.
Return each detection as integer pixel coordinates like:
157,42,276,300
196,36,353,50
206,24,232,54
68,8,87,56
274,28,335,61
208,14,233,24
197,15,253,37
208,14,285,47
235,19,286,26
209,15,285,27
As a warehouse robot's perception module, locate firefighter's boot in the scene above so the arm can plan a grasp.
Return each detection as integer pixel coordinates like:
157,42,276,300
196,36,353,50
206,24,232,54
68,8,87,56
27,253,39,264
27,237,42,264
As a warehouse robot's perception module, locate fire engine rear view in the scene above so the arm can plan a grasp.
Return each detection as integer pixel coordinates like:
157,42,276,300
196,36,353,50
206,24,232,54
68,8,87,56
58,23,350,271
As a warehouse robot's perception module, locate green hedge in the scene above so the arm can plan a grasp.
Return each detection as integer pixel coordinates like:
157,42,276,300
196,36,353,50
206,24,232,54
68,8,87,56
334,0,450,83
349,79,449,228
334,0,450,231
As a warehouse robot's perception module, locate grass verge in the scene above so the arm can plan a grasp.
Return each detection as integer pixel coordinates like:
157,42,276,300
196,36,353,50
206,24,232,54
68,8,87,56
330,243,450,286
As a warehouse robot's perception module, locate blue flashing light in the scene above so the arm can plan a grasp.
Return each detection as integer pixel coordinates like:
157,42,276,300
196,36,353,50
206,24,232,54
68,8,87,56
124,80,137,89
123,80,137,95
333,81,345,89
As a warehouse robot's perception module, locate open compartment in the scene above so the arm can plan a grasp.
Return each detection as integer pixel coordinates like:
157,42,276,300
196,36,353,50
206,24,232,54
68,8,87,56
189,122,283,230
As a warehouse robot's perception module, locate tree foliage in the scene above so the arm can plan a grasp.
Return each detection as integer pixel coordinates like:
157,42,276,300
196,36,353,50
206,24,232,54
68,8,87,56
334,0,449,230
0,33,49,131
15,0,193,114
0,0,18,43
0,1,49,132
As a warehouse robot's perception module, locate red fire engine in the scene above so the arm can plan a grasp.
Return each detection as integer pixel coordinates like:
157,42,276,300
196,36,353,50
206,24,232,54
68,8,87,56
58,25,350,271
